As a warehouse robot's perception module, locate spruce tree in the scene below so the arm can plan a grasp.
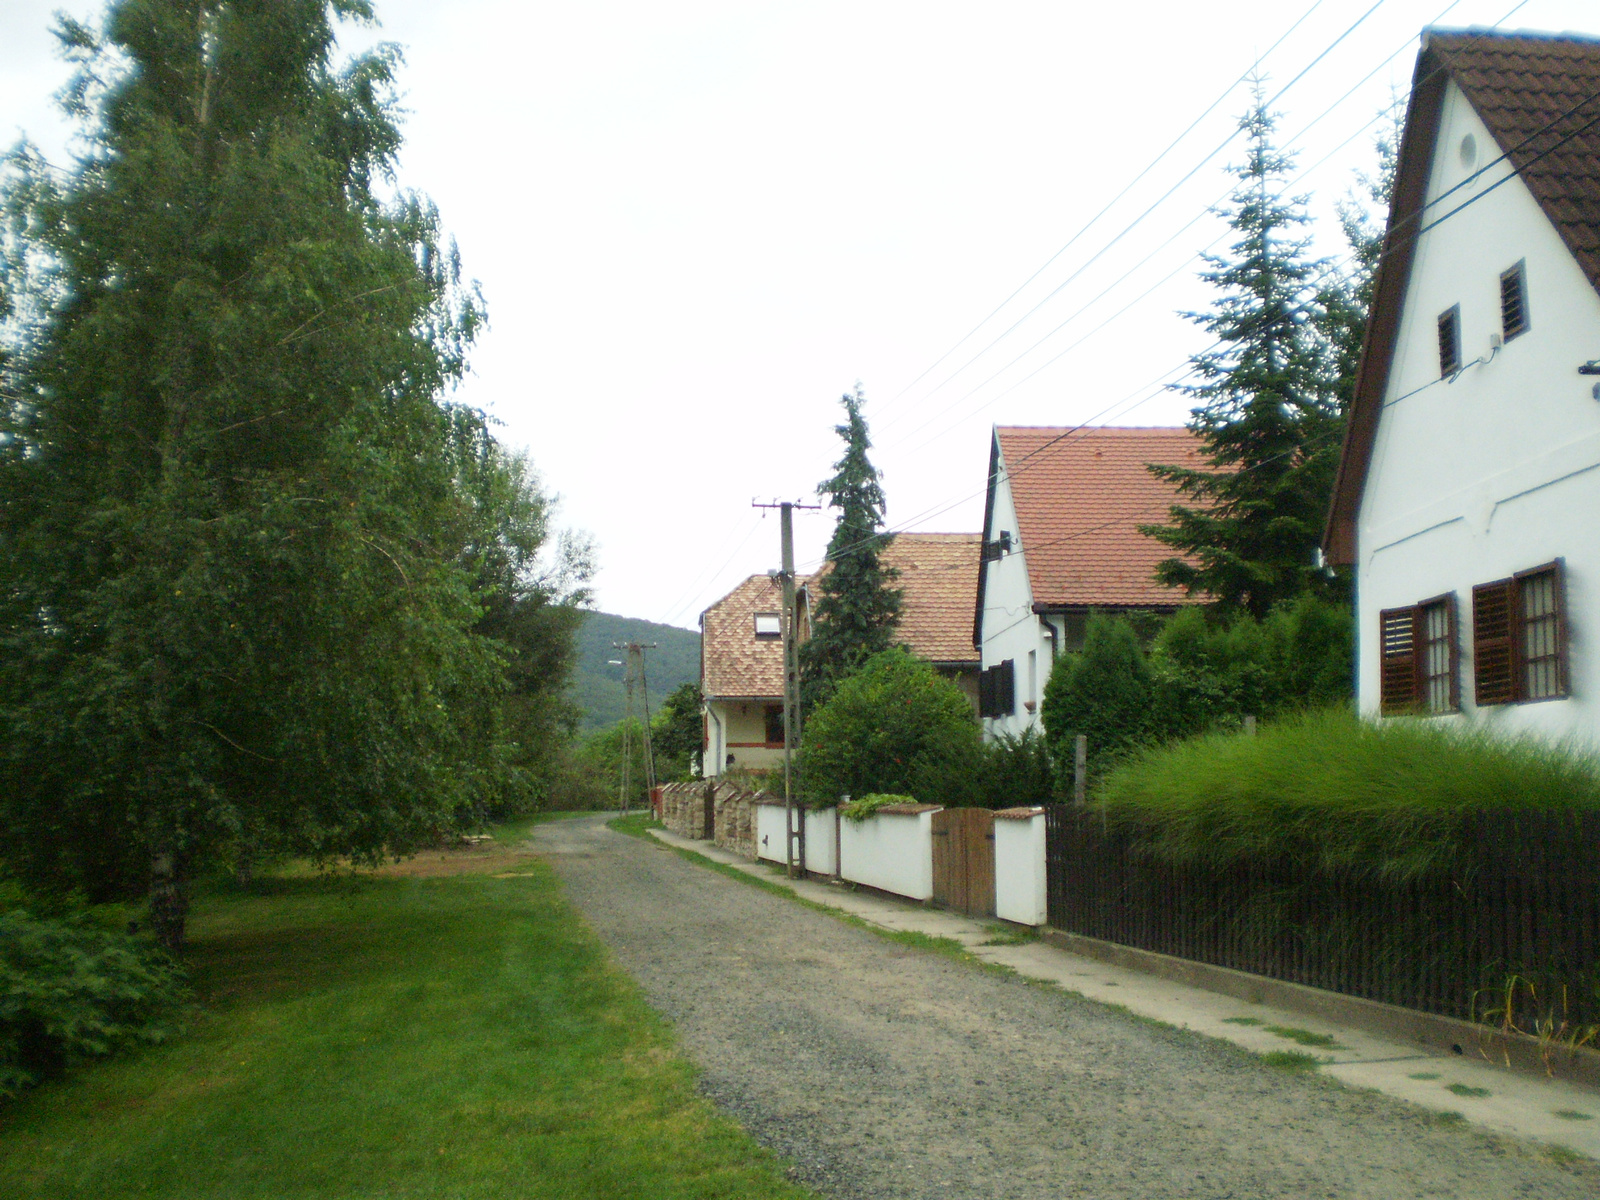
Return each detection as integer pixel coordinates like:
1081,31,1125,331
798,386,902,711
1144,84,1345,618
0,1,556,947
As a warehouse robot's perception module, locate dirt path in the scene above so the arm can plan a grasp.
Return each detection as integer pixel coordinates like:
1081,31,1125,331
534,815,1598,1199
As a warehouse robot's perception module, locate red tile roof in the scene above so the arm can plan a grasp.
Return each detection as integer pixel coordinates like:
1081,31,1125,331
1429,30,1600,294
994,425,1203,608
879,533,981,666
700,534,981,699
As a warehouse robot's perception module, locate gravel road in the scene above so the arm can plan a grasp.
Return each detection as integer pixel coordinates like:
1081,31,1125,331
535,815,1599,1199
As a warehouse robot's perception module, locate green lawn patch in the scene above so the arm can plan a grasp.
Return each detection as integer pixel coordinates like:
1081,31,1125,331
0,843,815,1200
1446,1083,1491,1098
1554,1109,1594,1121
1408,1071,1441,1080
1222,1016,1264,1026
1265,1024,1345,1049
1258,1049,1323,1072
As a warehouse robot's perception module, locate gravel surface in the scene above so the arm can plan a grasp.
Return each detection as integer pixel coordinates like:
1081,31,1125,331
535,815,1600,1199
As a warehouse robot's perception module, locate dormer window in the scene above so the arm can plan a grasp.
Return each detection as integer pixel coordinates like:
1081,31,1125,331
753,612,781,640
1437,306,1461,377
1499,260,1529,340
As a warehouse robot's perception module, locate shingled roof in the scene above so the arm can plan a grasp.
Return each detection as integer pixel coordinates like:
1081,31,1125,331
700,533,982,699
984,425,1204,613
880,533,981,666
1325,29,1600,564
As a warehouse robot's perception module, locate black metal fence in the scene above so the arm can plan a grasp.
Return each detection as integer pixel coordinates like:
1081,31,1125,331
1045,805,1600,1027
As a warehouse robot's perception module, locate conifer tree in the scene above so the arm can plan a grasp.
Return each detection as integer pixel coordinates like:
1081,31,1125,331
1144,85,1345,618
0,1,572,947
798,387,902,711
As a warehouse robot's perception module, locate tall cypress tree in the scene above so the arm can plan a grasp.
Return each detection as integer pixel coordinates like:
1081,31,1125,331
0,0,541,947
1144,84,1345,618
798,386,902,711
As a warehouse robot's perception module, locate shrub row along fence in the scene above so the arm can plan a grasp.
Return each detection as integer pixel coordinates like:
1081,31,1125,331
1046,805,1600,1027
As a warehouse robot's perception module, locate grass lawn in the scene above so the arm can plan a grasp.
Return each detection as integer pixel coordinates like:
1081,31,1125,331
0,813,815,1200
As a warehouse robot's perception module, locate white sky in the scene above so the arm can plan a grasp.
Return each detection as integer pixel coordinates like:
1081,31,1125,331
5,0,1599,629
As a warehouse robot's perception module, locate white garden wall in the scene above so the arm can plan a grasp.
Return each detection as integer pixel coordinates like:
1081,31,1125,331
838,807,938,900
992,807,1047,926
754,803,837,875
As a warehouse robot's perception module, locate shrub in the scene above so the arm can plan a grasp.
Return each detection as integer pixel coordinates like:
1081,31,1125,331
0,912,187,1098
801,649,982,808
1040,614,1156,784
840,794,917,823
1096,706,1600,878
977,728,1058,807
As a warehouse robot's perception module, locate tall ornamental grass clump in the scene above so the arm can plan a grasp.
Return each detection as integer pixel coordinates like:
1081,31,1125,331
1096,707,1600,879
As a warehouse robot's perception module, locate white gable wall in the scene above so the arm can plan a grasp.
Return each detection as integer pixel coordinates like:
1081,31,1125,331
1358,79,1600,745
979,451,1054,739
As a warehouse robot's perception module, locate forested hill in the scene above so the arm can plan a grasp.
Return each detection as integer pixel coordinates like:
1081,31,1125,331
571,612,701,731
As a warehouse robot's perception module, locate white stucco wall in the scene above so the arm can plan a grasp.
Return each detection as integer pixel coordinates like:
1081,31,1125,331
838,809,938,900
1357,80,1600,747
704,698,783,776
979,452,1057,741
993,811,1047,926
754,803,839,874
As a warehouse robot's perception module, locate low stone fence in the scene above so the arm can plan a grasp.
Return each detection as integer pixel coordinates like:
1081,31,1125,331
656,779,765,859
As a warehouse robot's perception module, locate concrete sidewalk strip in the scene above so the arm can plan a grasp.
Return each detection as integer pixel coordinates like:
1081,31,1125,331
647,825,1600,1160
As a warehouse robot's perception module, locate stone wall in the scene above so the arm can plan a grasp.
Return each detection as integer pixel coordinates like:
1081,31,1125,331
656,779,765,859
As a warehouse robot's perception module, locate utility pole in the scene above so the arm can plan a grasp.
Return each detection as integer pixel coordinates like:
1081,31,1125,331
614,643,659,803
753,498,819,877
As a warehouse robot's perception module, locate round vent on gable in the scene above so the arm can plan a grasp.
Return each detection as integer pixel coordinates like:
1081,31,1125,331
1458,132,1478,172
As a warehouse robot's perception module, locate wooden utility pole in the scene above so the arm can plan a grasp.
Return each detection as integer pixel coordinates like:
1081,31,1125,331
614,641,660,808
753,498,819,877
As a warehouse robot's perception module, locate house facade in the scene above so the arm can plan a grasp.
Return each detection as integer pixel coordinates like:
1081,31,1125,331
974,425,1203,739
1325,30,1600,746
699,532,982,776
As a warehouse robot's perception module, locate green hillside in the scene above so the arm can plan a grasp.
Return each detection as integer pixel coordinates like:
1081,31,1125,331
570,612,701,732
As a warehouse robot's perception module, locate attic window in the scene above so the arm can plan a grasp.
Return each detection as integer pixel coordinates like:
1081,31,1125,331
1437,306,1461,377
753,612,781,640
1499,261,1529,340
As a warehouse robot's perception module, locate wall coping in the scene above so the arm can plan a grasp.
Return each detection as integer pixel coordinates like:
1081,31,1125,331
993,806,1045,820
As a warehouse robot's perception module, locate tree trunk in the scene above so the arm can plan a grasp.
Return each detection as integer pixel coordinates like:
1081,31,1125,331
149,848,189,952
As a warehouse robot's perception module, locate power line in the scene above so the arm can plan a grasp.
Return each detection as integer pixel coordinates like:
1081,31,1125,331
872,0,1333,419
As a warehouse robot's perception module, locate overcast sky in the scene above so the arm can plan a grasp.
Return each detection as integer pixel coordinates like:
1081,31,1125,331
5,0,1599,630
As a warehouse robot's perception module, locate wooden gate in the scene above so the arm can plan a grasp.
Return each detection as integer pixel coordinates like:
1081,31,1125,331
932,807,996,916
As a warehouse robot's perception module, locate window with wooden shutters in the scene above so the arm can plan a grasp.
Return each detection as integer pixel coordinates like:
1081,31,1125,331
1473,561,1567,704
1518,562,1565,700
1438,305,1461,377
1380,596,1459,715
1499,260,1529,340
1379,606,1418,714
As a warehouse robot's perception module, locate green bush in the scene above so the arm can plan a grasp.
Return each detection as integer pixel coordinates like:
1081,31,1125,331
1096,707,1600,878
977,728,1058,807
1040,613,1157,784
1,913,187,1098
840,794,917,823
801,649,981,808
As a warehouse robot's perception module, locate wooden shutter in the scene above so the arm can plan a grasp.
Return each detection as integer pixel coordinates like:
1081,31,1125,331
978,667,994,718
998,659,1016,715
1379,606,1419,714
1472,578,1516,705
1444,592,1462,712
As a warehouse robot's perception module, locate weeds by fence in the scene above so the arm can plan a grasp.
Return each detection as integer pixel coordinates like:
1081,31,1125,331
1046,805,1600,1031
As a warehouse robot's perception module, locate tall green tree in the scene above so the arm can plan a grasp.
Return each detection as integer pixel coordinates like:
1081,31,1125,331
0,0,564,947
1144,85,1346,618
798,386,901,711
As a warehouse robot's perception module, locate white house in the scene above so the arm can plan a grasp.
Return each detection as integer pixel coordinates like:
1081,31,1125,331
974,424,1204,739
1324,30,1600,745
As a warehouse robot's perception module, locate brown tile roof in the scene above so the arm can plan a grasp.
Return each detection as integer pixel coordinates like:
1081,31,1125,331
879,533,981,665
1429,30,1600,294
700,573,790,700
1325,30,1600,564
700,534,982,699
994,425,1204,608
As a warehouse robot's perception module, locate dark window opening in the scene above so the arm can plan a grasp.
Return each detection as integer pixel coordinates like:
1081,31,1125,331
764,704,785,744
1499,261,1529,340
1438,305,1461,377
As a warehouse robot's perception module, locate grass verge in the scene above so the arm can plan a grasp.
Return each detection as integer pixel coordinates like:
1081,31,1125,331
0,836,815,1200
1258,1050,1324,1073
